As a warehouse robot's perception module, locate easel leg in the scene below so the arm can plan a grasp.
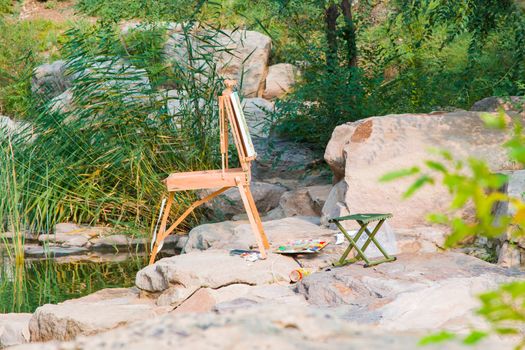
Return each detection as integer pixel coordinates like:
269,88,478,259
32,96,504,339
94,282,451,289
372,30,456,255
237,182,268,259
244,186,270,250
149,192,174,265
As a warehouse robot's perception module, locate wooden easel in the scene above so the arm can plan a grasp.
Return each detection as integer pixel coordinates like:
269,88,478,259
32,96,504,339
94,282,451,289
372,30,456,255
149,80,270,265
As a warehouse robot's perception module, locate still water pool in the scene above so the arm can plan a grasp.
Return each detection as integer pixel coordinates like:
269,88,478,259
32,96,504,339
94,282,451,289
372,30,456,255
0,249,147,313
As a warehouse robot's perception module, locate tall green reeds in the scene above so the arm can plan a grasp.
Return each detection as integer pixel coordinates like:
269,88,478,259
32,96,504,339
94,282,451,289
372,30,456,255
0,21,235,248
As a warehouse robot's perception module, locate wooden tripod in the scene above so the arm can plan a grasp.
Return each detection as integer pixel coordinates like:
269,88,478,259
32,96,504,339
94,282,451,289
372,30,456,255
149,80,270,265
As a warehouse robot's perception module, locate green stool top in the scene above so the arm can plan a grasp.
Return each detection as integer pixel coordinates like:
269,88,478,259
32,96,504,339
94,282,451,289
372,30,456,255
329,213,393,224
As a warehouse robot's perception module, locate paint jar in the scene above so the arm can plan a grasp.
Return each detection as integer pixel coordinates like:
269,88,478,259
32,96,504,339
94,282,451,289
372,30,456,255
289,268,311,283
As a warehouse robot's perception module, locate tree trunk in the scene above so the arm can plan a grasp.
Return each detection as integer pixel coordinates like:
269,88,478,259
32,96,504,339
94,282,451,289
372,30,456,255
325,2,339,70
340,0,357,68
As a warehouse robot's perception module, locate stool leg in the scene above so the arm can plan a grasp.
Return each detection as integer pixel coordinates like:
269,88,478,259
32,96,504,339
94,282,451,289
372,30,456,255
333,221,371,266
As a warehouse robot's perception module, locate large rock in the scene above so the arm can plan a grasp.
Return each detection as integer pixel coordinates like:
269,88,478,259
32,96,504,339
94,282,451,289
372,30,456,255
471,96,525,116
493,170,525,267
29,288,168,342
164,29,271,97
183,216,335,253
11,303,508,350
31,60,71,99
278,185,331,217
263,63,297,100
214,30,271,97
135,250,297,306
254,138,321,180
296,252,524,332
0,116,32,139
199,181,286,220
242,97,274,138
0,313,31,348
323,112,521,228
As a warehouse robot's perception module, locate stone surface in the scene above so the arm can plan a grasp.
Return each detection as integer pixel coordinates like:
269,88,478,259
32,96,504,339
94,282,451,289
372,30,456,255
199,181,286,220
0,313,31,348
38,223,112,248
29,288,168,342
215,30,272,97
11,304,509,350
471,96,525,116
24,246,88,258
242,97,274,138
254,138,321,180
263,63,297,100
278,185,331,217
164,29,271,97
493,170,525,267
0,116,32,140
323,112,521,228
296,252,524,332
31,60,71,99
183,216,336,254
135,250,297,306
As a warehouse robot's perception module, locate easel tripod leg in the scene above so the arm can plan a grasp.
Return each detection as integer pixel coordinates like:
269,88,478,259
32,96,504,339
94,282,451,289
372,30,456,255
237,182,268,259
149,192,174,265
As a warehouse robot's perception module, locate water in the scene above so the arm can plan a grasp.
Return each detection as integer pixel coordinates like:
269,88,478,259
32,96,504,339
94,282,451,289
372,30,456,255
0,249,147,313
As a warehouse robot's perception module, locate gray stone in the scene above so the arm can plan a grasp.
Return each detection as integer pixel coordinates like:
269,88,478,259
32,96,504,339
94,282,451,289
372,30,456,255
24,246,88,258
135,250,297,306
10,303,507,350
279,185,331,217
254,138,321,180
263,63,297,100
323,112,521,229
0,313,31,348
471,96,525,116
31,60,71,98
29,288,168,342
296,252,524,332
199,181,286,220
242,97,274,138
184,216,336,255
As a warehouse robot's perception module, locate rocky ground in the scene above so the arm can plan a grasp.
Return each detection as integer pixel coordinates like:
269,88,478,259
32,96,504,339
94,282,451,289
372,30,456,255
2,21,525,350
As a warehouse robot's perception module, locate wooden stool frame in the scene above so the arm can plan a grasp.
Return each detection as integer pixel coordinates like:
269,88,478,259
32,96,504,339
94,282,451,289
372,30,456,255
149,80,270,265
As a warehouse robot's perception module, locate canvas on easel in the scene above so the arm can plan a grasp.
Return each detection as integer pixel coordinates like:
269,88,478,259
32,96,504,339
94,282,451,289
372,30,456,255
148,80,270,265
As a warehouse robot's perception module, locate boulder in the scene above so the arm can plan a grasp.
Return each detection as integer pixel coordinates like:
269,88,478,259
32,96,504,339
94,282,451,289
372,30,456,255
135,250,297,306
183,216,336,254
242,97,274,138
10,303,508,350
198,181,286,220
214,30,271,97
29,288,168,342
31,60,71,99
278,185,331,217
164,29,271,97
471,96,525,116
323,112,521,228
253,138,321,180
38,223,112,248
0,313,31,348
263,63,297,100
173,283,307,314
493,170,525,267
295,252,524,332
0,116,32,139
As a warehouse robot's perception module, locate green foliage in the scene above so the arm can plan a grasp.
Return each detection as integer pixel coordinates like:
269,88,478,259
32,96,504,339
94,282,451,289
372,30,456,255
76,0,204,21
0,22,229,247
0,19,69,117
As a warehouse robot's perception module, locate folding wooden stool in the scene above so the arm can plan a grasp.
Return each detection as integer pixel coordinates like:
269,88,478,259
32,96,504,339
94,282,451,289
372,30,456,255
149,80,270,265
329,213,397,268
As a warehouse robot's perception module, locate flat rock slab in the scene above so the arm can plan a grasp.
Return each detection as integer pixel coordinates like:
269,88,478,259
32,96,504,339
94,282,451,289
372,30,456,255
0,313,31,348
184,216,337,253
295,252,524,332
11,305,510,350
24,246,88,258
29,288,169,342
173,283,307,314
135,250,298,306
